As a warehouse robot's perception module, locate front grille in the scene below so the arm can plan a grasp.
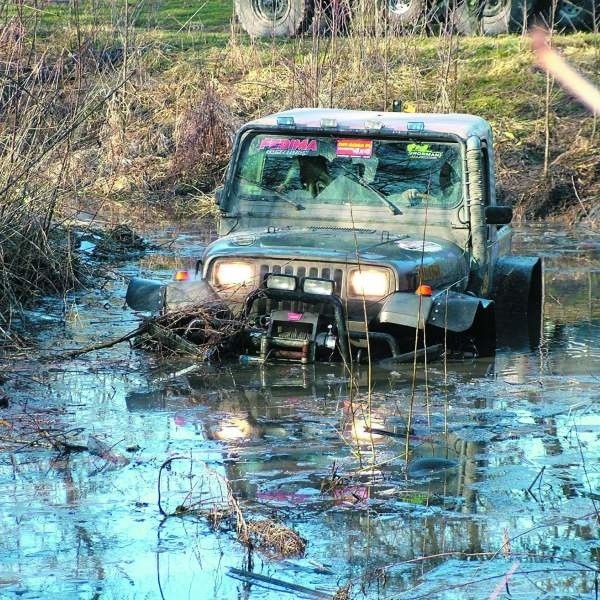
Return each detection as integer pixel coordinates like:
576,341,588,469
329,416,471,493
209,258,396,315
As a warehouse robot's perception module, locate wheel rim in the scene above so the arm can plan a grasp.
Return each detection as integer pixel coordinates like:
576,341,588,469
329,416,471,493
252,0,289,21
482,0,508,19
389,0,414,17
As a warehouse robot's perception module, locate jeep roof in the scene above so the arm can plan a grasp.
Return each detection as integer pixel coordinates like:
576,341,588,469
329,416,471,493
244,108,493,141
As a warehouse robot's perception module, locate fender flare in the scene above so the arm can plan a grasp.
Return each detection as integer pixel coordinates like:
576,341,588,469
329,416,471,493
378,290,493,333
125,277,165,313
125,278,221,313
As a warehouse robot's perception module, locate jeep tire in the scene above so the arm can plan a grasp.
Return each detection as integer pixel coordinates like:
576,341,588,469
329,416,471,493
234,0,315,37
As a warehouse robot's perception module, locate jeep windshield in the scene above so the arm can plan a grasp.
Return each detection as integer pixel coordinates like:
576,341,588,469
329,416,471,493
229,132,463,214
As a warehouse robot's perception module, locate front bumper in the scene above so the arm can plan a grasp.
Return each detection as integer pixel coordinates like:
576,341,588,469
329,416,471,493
125,276,495,362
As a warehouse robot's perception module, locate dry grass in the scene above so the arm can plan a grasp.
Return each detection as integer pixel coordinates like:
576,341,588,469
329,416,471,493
0,3,597,332
243,519,307,558
171,80,239,192
157,456,305,559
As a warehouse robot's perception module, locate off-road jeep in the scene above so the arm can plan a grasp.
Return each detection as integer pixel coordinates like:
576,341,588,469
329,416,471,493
126,108,542,363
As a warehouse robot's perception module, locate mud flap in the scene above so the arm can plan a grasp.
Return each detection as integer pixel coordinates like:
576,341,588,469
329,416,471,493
378,293,433,329
426,292,496,357
378,291,492,334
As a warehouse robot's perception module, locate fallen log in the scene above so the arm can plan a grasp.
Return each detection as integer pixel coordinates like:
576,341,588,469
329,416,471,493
143,321,208,357
378,344,443,368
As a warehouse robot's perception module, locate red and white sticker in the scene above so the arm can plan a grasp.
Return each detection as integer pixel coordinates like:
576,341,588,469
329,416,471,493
336,139,373,158
259,138,318,154
287,312,304,321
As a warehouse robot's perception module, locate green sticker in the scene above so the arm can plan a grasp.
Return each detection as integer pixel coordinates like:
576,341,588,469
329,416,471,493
407,143,443,159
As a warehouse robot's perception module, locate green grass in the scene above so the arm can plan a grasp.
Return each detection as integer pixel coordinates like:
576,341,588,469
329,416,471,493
6,0,233,35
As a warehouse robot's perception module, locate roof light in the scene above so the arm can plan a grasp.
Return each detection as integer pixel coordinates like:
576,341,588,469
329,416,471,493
407,121,425,132
276,116,295,127
364,119,383,130
266,274,297,291
174,270,190,281
320,118,338,128
415,284,432,296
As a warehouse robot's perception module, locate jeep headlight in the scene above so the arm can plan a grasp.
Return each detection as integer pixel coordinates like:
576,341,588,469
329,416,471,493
348,267,391,299
212,260,255,288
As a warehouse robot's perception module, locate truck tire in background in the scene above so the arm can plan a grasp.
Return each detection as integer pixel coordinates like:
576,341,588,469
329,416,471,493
446,1,478,34
234,0,315,37
554,0,597,31
480,0,535,34
387,0,426,24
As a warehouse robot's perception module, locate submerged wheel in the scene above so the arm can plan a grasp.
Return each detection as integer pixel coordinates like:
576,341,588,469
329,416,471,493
234,0,314,37
555,0,597,31
388,0,426,25
481,0,533,34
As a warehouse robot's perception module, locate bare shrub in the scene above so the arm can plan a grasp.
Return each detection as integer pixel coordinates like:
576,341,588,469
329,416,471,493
0,9,135,334
171,82,238,192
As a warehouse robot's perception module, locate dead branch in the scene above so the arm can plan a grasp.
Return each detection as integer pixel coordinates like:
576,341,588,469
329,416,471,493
57,321,150,359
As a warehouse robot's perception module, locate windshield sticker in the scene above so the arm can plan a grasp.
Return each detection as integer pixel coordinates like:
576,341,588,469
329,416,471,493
395,239,443,253
336,139,373,158
406,143,443,160
259,138,318,154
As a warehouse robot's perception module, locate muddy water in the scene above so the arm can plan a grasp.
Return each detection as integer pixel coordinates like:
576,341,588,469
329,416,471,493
0,226,598,599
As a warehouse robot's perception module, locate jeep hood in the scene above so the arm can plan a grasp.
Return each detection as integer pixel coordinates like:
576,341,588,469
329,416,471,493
203,227,468,285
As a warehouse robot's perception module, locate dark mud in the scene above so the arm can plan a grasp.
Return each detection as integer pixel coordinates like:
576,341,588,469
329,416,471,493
0,225,598,599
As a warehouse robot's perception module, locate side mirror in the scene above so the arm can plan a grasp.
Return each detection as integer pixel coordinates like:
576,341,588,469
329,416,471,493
486,205,512,225
215,186,224,206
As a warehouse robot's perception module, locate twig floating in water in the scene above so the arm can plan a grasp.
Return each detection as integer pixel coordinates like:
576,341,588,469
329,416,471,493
227,568,331,599
527,465,546,493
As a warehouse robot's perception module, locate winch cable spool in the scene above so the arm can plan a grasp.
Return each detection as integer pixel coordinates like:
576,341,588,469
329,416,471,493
243,287,350,363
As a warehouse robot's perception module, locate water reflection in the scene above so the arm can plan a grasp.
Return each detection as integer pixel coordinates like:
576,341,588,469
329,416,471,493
0,226,598,599
121,355,598,597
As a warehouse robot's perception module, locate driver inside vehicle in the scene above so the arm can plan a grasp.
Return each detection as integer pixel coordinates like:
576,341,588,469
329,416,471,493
397,160,461,207
278,155,332,197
